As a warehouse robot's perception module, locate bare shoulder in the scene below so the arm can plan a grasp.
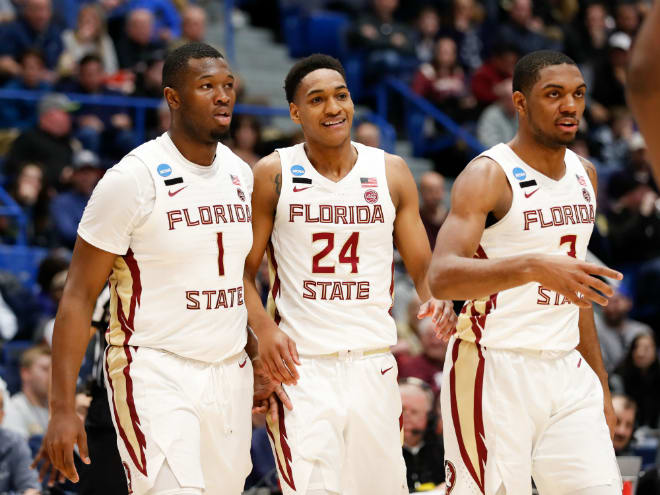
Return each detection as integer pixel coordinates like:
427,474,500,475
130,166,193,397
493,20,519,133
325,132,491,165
577,154,598,189
451,155,508,213
383,152,409,172
456,155,507,187
252,151,282,180
383,152,415,209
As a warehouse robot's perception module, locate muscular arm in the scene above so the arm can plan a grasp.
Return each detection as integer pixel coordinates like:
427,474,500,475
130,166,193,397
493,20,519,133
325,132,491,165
627,2,660,186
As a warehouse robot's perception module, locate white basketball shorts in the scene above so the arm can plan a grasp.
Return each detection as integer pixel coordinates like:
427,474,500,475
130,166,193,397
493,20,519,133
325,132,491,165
104,345,253,494
266,350,408,495
441,337,621,495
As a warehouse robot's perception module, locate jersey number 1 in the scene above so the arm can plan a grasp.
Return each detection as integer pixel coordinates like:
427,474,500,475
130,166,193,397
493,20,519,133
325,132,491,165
312,232,360,274
217,232,225,276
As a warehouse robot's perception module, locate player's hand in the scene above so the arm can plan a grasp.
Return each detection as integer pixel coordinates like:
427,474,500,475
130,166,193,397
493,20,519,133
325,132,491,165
418,298,457,341
252,357,293,413
35,410,90,483
31,442,67,487
264,388,293,425
258,326,301,386
533,255,623,308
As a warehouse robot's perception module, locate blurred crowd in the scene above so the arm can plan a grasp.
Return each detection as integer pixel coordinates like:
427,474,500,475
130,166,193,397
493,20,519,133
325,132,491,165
0,0,659,494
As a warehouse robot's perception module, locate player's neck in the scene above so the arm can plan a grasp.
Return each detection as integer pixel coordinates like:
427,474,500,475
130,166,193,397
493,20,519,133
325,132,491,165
509,133,567,180
168,128,217,166
303,140,357,181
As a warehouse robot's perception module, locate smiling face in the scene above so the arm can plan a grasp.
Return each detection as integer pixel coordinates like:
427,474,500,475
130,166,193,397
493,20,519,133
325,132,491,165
289,68,354,148
168,57,236,144
515,63,586,148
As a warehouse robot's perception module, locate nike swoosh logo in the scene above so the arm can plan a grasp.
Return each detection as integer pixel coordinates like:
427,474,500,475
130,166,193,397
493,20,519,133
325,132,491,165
293,186,312,192
524,188,540,198
239,357,247,368
168,186,188,197
381,366,393,375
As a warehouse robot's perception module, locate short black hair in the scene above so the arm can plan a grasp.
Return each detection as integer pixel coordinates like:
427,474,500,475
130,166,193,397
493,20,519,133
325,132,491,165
512,50,577,95
284,53,346,103
79,53,103,68
162,42,224,91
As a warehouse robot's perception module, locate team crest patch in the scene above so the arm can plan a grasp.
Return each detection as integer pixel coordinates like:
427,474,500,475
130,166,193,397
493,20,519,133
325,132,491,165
582,188,591,202
364,189,378,204
445,460,456,494
157,163,172,177
237,188,246,202
122,461,133,494
576,174,587,186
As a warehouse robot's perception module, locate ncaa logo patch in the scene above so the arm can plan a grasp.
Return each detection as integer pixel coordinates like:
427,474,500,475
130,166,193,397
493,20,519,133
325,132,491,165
512,167,527,181
364,189,378,204
582,188,591,202
237,188,246,202
157,163,172,177
291,164,305,176
444,460,456,494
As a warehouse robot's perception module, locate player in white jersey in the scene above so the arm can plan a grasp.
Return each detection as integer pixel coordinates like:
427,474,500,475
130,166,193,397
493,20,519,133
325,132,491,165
243,54,456,495
35,43,285,495
429,51,624,495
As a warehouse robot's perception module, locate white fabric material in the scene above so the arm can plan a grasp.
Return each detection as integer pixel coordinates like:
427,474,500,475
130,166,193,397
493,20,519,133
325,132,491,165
441,338,621,495
106,347,253,495
79,132,253,363
2,392,48,438
562,485,622,495
457,143,596,351
269,352,407,495
148,460,202,494
270,142,397,355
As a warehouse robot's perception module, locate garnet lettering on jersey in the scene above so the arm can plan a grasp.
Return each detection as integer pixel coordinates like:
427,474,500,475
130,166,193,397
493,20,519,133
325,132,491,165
537,285,572,306
185,286,244,310
289,204,384,224
167,204,252,230
302,280,370,300
523,204,594,231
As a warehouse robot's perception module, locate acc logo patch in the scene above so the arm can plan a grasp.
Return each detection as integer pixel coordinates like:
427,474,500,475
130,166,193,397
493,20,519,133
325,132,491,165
512,167,527,181
157,163,172,177
364,189,378,204
444,460,456,494
291,164,305,176
237,188,246,202
582,188,591,202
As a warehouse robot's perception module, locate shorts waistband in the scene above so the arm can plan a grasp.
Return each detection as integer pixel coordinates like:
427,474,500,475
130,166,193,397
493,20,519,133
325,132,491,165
299,347,390,360
496,347,574,360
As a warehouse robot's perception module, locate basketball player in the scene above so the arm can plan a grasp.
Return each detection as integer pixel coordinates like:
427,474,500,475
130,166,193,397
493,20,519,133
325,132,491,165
243,54,456,495
429,51,624,495
628,1,660,186
35,43,284,495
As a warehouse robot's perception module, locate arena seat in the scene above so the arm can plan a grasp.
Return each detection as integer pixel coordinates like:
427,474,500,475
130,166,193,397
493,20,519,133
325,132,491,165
304,11,349,59
0,244,48,289
0,339,32,394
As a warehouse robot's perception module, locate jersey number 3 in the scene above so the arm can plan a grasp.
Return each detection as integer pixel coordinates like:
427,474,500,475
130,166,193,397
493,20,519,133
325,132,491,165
312,232,360,274
560,234,577,258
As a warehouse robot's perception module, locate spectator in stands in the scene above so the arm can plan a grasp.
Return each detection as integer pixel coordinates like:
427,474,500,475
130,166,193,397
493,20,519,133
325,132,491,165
606,168,660,264
2,345,50,438
595,291,652,373
354,120,381,148
3,93,77,189
50,149,102,248
400,377,445,491
115,8,165,71
171,4,207,47
0,392,40,495
147,98,170,140
348,0,416,80
418,171,447,250
229,114,262,168
394,295,423,358
0,0,63,77
411,36,476,122
563,2,611,70
58,4,119,78
628,132,656,189
123,0,182,42
398,317,448,397
495,0,560,55
441,0,487,72
613,333,660,429
590,32,630,126
58,54,134,159
35,252,69,320
471,42,519,108
0,50,51,130
611,394,637,456
476,77,517,148
615,1,640,38
0,0,14,23
413,6,440,64
132,49,165,98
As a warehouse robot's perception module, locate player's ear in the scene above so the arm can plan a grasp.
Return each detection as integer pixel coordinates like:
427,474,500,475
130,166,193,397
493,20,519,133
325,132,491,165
164,87,181,111
289,101,301,124
512,91,526,117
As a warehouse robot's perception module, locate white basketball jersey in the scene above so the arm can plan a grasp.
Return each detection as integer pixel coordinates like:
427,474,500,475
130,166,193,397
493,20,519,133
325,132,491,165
455,143,596,351
107,135,253,362
269,142,397,355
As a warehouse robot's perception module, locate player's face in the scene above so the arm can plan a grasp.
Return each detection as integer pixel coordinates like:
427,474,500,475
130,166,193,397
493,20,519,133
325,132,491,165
290,68,354,148
522,64,586,148
177,57,236,143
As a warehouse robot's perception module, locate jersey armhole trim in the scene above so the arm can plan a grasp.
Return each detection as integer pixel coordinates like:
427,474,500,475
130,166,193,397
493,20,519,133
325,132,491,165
77,228,127,256
480,154,515,232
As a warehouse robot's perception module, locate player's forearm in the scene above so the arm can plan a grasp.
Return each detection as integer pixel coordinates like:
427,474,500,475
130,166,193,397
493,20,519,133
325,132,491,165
429,253,536,300
576,307,609,387
242,271,277,340
627,2,660,95
50,295,96,413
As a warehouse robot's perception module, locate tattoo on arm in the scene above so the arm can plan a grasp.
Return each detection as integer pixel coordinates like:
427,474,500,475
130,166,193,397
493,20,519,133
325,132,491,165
274,173,281,198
